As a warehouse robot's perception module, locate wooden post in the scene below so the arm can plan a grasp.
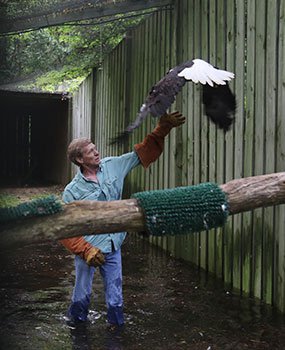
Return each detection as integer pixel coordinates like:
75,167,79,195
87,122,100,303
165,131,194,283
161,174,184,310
1,172,285,250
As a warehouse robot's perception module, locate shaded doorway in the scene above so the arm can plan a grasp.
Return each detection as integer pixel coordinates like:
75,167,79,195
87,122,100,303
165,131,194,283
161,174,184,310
0,90,70,186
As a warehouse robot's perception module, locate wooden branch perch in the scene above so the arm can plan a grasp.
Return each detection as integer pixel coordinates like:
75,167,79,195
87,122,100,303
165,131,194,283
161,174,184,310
1,172,285,250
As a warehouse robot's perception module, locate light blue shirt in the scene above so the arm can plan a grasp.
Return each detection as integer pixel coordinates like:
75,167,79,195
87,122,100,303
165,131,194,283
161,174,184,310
63,151,140,253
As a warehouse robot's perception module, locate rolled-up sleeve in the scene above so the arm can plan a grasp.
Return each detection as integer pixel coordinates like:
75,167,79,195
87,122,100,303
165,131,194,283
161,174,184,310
107,151,141,179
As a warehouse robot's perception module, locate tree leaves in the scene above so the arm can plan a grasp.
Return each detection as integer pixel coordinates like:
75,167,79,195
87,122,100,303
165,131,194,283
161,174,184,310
1,14,144,92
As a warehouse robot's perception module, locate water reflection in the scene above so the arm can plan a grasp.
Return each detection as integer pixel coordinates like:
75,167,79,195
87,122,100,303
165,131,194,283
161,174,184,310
69,323,90,350
0,237,284,349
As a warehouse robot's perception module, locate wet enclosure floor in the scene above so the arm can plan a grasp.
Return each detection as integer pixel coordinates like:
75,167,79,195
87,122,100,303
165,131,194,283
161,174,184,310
0,235,285,349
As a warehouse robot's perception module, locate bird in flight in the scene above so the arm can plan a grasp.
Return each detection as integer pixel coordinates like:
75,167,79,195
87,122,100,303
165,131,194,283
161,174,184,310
111,59,236,144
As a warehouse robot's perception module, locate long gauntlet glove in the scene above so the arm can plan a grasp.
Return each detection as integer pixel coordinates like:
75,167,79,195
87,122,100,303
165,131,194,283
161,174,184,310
60,237,105,267
134,111,185,168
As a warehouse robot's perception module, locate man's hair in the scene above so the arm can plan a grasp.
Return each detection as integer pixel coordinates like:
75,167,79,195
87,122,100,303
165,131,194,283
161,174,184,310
67,137,92,166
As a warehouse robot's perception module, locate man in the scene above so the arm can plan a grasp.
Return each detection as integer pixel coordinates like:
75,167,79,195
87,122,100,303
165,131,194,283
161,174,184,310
60,111,185,328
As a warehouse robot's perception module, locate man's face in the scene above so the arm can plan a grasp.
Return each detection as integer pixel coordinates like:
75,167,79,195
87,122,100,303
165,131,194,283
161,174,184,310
78,143,101,168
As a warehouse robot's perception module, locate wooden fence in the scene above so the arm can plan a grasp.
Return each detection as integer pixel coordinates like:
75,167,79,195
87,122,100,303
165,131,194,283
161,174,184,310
71,0,285,312
70,73,94,176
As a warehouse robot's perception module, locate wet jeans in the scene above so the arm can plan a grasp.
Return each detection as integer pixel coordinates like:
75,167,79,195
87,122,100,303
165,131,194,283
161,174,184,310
67,249,124,326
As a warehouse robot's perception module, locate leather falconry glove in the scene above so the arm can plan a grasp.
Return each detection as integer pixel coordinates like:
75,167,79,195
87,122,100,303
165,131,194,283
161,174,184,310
86,246,105,267
159,111,186,128
134,111,186,168
155,111,186,137
60,236,105,267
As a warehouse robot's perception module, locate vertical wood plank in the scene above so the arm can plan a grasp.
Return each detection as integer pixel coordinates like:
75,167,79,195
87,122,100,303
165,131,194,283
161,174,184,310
185,0,197,263
241,0,255,296
252,0,266,299
199,0,210,272
215,0,227,279
275,0,285,313
162,8,172,251
208,0,217,275
263,0,278,305
233,0,246,292
166,4,178,255
192,0,202,267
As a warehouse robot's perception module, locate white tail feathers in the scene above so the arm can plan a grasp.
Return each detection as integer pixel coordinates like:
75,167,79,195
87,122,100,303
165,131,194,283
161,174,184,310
178,59,235,87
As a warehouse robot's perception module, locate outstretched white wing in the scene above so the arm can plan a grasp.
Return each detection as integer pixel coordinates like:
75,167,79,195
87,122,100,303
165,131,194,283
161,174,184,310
177,59,235,87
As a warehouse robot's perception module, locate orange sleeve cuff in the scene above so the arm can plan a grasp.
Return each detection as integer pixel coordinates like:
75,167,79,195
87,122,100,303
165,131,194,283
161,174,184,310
134,123,173,169
60,236,94,261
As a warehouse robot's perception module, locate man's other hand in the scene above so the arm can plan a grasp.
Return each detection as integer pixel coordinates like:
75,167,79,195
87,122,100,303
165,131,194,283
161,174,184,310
86,247,105,267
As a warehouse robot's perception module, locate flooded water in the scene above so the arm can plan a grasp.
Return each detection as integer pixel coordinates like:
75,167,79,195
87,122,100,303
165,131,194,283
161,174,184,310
0,235,284,349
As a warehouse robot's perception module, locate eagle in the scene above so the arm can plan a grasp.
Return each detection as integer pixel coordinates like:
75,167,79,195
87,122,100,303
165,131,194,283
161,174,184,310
111,59,236,144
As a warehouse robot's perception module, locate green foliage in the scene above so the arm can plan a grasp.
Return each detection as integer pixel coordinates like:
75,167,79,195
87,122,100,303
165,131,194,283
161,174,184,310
21,67,89,93
6,29,67,76
1,14,145,93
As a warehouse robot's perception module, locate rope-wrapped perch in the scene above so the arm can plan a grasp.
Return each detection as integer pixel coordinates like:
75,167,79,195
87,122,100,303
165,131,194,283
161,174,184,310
0,172,285,250
132,183,228,236
1,183,228,236
0,195,62,223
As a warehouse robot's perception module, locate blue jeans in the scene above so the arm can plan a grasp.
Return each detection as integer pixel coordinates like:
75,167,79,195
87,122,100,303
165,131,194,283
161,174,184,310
67,249,124,326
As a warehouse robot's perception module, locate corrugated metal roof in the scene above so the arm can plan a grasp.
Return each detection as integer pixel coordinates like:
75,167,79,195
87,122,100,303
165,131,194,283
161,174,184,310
0,76,71,95
0,88,66,99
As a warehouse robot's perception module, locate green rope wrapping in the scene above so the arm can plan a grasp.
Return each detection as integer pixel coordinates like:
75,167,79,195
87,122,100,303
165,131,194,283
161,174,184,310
0,195,63,223
132,183,229,236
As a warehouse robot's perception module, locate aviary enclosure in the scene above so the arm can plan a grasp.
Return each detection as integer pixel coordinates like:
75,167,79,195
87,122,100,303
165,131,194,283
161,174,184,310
69,0,285,312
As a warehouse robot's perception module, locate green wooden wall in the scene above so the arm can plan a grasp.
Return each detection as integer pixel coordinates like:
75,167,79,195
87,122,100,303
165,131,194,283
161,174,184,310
70,73,94,176
72,0,285,312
